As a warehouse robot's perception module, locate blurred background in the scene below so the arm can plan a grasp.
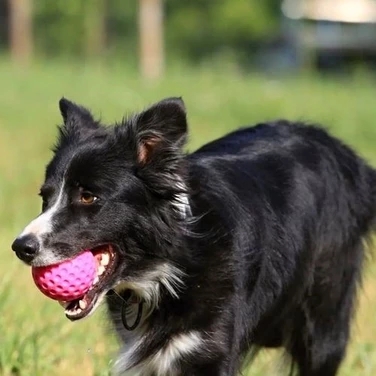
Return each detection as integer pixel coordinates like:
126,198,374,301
1,1,376,375
4,0,376,74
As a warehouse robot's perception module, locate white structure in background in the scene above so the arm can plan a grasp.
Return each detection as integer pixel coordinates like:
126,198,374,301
282,0,376,23
280,0,376,69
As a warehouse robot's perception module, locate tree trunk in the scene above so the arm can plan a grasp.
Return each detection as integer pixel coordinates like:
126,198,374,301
84,0,107,58
139,0,164,80
8,0,33,64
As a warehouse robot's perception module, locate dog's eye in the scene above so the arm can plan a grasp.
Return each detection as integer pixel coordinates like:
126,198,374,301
80,191,97,205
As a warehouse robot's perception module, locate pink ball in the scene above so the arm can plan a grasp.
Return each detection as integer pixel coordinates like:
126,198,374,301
31,251,96,301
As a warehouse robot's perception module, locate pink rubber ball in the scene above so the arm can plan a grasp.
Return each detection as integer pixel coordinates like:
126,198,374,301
31,250,96,301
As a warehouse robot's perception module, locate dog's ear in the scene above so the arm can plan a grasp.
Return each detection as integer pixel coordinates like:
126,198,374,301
133,97,187,165
59,98,99,133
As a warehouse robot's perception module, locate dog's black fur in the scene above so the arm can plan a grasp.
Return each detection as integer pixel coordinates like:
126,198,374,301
13,98,376,376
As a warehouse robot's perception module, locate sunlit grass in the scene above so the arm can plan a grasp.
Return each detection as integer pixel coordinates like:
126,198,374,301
1,58,375,375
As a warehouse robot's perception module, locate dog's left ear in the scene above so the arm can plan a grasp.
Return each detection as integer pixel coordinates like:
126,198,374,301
59,98,99,134
133,97,187,165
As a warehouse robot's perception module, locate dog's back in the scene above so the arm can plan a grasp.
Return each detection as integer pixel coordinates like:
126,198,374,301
185,120,376,375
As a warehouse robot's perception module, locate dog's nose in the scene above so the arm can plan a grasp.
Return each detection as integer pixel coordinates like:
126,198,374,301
12,234,40,263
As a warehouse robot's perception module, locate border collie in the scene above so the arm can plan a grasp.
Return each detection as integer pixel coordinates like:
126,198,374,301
12,97,376,376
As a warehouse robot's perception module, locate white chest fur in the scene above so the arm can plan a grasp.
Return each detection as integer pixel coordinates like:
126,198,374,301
114,331,203,376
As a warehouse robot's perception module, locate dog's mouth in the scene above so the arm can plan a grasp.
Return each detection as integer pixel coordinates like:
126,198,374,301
60,244,118,321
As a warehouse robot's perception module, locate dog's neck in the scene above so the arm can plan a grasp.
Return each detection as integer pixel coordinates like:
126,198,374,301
108,186,197,374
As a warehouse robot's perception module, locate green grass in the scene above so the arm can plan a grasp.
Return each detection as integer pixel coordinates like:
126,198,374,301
1,58,376,375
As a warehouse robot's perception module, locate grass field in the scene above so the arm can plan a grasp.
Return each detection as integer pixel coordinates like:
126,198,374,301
1,59,376,375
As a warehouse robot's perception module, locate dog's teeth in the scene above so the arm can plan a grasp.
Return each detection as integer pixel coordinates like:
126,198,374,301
79,299,87,310
93,276,99,285
101,253,110,266
66,307,82,315
98,265,105,276
58,301,69,308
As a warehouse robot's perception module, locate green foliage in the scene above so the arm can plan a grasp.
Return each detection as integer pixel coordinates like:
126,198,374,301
33,0,138,59
105,0,138,58
34,0,87,56
166,0,279,61
30,0,280,63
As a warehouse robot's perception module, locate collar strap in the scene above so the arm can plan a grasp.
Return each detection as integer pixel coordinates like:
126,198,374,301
121,296,144,331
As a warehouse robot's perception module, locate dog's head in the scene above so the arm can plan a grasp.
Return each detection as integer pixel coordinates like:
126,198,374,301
12,97,189,320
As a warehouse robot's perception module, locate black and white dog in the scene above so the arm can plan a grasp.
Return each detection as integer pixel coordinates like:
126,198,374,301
12,98,376,376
